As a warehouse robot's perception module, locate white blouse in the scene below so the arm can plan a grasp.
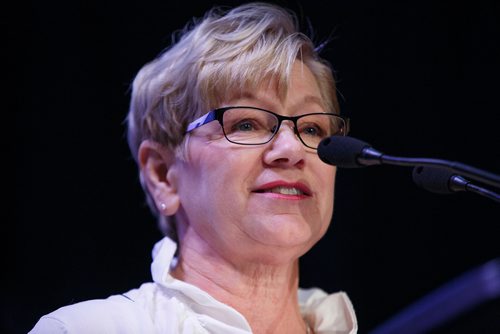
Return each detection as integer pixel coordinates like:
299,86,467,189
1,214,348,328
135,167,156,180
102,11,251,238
30,237,357,333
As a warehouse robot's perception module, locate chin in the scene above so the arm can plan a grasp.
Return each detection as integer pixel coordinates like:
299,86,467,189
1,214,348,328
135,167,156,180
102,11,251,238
244,235,317,265
246,247,307,266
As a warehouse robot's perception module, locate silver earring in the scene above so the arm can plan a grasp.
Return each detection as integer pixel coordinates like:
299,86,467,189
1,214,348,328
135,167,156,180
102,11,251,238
160,203,166,210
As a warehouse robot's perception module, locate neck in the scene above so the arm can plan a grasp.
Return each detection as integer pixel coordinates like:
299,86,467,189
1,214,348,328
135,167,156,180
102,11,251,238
171,231,310,334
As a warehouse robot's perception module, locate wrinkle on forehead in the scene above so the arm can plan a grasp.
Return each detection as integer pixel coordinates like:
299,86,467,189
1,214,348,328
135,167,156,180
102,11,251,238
218,62,325,109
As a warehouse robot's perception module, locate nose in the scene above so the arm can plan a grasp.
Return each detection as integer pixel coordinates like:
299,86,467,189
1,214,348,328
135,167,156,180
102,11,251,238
263,121,305,168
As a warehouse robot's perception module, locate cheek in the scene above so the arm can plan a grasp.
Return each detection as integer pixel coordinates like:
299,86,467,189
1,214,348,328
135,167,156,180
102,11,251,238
182,147,258,212
316,165,336,218
314,158,336,187
327,167,337,200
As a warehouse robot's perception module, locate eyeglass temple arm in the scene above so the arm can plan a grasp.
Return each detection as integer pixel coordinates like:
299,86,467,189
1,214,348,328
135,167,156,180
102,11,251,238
186,111,217,132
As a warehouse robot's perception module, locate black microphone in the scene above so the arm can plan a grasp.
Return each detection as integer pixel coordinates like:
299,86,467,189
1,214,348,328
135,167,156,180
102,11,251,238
412,166,500,203
317,136,382,168
317,136,500,189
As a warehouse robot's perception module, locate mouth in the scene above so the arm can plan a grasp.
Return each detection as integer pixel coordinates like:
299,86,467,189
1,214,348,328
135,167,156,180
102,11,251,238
252,182,312,197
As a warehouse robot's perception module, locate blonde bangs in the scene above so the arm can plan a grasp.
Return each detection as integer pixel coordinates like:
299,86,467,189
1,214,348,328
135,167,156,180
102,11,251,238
196,33,314,110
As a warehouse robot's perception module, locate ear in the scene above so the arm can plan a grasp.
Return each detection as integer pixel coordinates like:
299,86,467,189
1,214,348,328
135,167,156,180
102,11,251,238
138,140,180,216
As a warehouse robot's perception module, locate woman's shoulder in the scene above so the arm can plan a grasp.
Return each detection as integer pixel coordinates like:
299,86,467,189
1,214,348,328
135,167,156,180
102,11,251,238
29,283,159,333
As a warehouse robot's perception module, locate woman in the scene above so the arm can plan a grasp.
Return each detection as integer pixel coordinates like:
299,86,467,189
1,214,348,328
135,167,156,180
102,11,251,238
30,2,357,333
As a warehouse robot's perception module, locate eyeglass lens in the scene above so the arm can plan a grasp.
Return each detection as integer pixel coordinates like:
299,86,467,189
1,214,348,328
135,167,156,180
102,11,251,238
221,107,346,148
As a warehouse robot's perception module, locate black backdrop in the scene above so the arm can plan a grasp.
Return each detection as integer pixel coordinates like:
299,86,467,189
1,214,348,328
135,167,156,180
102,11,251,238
10,1,500,333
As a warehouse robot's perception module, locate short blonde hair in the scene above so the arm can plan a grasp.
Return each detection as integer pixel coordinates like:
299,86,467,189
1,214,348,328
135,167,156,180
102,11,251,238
127,2,340,237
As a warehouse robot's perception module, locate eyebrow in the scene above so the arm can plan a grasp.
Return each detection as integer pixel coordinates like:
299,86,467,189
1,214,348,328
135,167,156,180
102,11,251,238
229,92,326,110
302,95,326,108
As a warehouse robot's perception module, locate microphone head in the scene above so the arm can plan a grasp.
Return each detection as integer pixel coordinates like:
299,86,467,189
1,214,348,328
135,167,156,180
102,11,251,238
412,166,455,194
318,136,372,167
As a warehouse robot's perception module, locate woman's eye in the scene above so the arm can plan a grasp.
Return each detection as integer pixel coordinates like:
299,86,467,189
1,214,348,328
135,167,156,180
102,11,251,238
238,122,253,131
232,120,256,132
301,125,322,137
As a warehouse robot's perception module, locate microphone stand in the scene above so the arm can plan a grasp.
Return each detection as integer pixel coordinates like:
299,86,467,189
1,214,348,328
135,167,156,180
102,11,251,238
465,182,500,203
359,148,500,189
412,166,500,203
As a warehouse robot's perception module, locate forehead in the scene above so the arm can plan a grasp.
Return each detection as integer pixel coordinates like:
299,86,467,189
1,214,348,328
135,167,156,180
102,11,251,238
224,62,325,109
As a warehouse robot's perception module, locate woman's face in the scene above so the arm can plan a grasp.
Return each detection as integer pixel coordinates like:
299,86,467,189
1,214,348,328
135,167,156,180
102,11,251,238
173,61,336,265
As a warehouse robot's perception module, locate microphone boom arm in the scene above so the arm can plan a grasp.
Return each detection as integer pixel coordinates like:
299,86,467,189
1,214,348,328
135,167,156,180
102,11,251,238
318,135,500,189
379,154,500,189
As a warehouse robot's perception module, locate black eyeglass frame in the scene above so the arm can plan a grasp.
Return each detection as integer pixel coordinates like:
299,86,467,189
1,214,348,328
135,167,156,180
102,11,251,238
185,106,350,149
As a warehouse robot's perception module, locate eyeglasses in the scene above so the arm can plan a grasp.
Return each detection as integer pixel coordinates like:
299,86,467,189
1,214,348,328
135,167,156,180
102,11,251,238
186,106,350,149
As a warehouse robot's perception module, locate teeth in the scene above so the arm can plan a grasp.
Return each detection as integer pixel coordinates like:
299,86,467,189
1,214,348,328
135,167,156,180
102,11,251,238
268,186,304,195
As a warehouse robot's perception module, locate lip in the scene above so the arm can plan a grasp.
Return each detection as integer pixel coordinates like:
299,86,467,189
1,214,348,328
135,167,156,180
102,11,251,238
251,180,313,197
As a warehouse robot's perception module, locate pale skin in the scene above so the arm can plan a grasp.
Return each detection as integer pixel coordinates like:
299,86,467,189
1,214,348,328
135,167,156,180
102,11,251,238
139,61,337,333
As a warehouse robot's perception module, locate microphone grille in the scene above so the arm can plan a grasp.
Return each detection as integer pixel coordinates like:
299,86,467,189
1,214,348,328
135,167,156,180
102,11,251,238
318,136,371,168
412,166,454,194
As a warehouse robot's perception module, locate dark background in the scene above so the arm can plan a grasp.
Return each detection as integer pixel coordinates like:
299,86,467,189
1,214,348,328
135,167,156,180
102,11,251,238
9,1,500,333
